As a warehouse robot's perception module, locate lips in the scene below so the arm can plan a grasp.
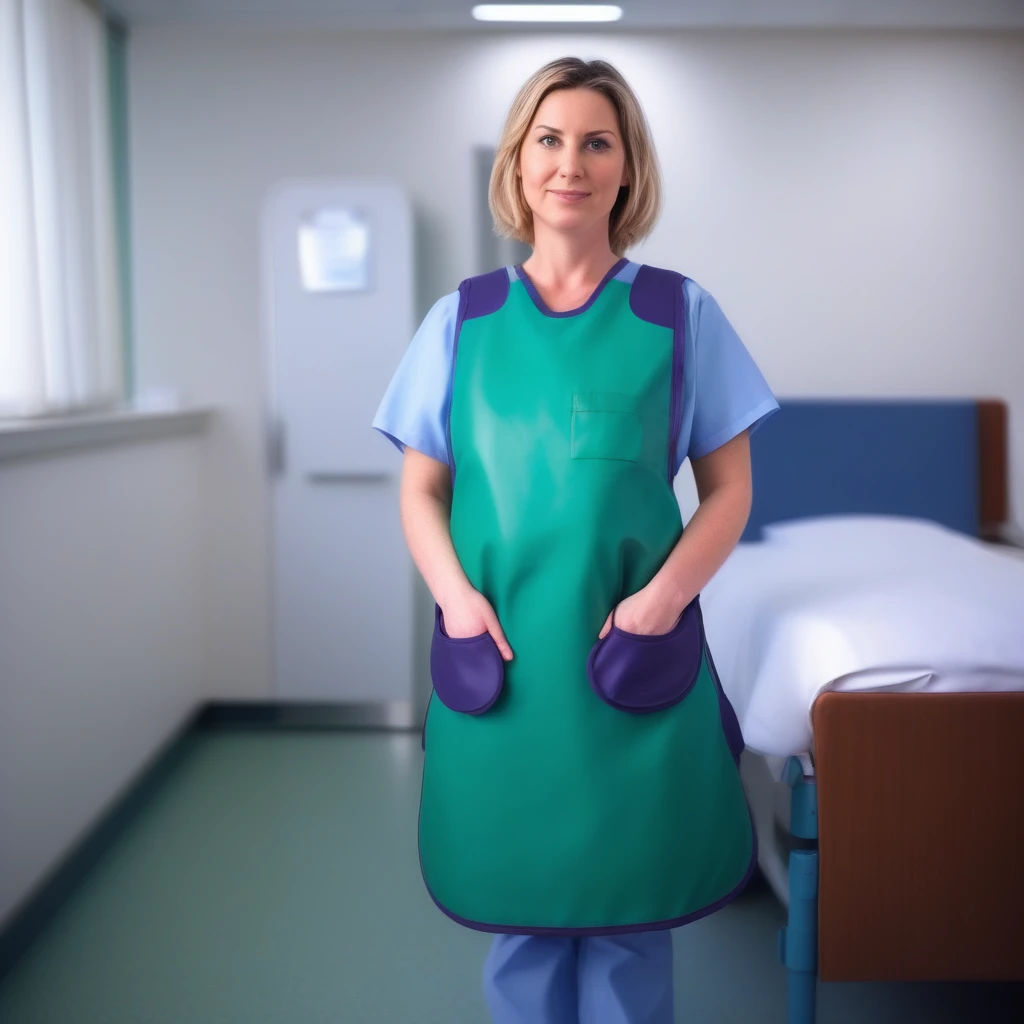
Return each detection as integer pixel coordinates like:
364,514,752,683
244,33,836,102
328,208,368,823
551,190,589,197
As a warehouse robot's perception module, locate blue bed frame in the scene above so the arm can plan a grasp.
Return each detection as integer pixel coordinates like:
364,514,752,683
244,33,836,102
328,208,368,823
742,399,986,1023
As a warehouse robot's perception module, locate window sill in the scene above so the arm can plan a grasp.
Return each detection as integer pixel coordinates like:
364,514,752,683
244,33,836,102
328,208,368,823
0,406,214,463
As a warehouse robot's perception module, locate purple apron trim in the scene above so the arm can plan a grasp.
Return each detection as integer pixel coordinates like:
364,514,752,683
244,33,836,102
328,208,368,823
446,282,470,487
627,264,687,482
417,794,759,938
585,596,702,714
447,269,512,488
668,277,686,481
696,602,745,764
628,264,675,329
464,266,510,321
428,603,504,715
514,257,629,318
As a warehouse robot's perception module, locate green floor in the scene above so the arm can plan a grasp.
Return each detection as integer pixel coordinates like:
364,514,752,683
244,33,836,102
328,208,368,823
0,730,1020,1023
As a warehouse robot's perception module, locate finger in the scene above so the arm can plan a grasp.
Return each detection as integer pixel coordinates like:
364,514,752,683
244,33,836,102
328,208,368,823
486,613,514,661
598,611,613,639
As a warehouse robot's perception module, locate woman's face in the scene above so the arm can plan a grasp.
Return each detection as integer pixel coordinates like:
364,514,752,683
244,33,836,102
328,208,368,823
518,87,629,241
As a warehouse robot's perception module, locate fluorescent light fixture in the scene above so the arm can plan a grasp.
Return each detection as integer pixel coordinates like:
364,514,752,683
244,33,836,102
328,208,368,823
472,5,623,23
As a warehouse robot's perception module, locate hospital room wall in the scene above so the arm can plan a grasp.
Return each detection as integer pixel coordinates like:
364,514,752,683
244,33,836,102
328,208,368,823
0,434,206,927
127,26,1024,706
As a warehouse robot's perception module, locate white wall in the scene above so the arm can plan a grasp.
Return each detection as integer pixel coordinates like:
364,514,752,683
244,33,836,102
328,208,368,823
0,433,207,926
130,27,1024,701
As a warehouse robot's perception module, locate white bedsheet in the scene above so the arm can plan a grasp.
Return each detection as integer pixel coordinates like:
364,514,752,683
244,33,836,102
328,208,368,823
700,516,1024,771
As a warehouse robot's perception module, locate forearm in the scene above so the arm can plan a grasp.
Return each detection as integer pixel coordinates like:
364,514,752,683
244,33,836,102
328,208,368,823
647,480,751,613
399,482,471,609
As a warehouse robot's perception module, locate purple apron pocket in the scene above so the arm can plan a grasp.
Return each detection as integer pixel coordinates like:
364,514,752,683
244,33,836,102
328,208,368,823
429,603,505,715
586,596,703,714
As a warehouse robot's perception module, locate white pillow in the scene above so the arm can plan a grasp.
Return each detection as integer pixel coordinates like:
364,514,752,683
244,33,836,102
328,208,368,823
761,514,965,548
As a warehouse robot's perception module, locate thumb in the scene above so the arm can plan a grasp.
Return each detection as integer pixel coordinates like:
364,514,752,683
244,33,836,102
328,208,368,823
598,610,613,640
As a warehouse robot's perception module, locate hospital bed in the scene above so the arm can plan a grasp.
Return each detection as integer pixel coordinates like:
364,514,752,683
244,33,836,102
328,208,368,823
698,399,1024,1024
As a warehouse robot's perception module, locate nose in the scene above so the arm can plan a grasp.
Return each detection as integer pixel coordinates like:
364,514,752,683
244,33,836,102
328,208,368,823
559,150,582,181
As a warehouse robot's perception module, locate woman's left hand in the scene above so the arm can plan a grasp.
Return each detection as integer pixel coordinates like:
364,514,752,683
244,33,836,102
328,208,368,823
598,586,686,639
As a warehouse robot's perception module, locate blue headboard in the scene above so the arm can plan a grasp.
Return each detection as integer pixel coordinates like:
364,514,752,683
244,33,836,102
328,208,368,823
742,400,980,542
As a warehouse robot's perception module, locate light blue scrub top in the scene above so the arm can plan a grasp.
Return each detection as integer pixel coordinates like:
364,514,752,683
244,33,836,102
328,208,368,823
372,260,779,477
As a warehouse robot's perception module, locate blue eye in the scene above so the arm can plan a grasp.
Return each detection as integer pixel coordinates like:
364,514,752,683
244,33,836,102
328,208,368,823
538,136,610,151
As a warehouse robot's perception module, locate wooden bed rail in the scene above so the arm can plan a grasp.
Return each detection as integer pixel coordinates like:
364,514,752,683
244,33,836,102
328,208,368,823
811,690,1024,982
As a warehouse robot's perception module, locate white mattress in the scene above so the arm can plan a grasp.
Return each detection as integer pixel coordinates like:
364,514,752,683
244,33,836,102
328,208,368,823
700,516,1024,777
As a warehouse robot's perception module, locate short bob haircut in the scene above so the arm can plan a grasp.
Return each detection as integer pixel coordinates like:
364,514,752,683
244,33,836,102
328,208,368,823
489,57,662,257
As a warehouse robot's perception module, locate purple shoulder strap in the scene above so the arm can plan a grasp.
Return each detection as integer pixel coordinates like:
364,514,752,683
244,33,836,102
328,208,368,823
630,265,687,481
459,267,510,321
445,268,512,481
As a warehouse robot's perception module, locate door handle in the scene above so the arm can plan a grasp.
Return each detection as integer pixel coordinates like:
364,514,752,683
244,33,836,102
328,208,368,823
307,471,391,484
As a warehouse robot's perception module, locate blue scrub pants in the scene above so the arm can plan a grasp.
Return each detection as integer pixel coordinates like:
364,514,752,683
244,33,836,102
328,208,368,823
482,930,674,1024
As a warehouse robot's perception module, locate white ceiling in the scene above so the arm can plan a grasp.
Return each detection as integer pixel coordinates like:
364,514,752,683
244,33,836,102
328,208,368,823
100,0,1024,31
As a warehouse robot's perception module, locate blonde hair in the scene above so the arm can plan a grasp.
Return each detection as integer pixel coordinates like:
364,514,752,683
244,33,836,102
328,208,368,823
489,57,662,257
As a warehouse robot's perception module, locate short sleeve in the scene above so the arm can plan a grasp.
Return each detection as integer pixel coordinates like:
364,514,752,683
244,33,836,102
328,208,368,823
371,290,459,464
676,281,779,472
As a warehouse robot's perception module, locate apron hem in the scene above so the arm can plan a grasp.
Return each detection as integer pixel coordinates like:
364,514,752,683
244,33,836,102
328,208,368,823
418,803,760,938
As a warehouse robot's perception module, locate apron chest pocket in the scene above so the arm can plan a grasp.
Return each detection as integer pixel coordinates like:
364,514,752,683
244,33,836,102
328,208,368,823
429,603,505,715
586,596,703,714
571,392,642,462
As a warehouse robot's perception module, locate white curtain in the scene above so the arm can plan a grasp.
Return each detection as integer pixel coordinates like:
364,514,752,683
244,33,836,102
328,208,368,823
0,0,123,418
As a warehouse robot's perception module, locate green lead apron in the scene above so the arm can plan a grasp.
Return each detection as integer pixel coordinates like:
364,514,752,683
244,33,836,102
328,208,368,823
420,262,755,935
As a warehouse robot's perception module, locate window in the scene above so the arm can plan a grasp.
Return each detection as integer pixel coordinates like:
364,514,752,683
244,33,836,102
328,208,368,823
0,0,124,419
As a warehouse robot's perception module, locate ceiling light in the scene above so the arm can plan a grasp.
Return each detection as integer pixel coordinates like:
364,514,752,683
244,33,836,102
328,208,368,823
472,5,624,23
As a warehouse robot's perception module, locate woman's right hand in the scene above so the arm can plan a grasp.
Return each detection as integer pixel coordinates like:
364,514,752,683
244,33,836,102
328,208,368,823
440,585,514,661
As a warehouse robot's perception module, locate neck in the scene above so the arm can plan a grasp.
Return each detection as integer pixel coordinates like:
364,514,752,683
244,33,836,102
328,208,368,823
522,223,622,286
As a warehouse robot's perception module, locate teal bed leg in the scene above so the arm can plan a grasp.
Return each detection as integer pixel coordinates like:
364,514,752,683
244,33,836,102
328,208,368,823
777,757,819,1024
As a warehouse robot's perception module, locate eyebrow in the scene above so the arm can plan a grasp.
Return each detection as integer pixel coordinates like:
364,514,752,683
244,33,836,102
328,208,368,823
533,125,616,138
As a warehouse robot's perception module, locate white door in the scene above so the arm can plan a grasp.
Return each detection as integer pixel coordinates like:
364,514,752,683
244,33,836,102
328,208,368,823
261,179,414,716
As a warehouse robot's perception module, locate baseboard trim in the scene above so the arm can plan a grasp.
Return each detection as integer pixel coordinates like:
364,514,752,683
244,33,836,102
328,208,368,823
0,706,203,985
0,700,418,985
197,699,418,730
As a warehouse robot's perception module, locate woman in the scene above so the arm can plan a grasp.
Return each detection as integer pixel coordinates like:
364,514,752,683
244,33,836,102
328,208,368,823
373,56,779,1024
